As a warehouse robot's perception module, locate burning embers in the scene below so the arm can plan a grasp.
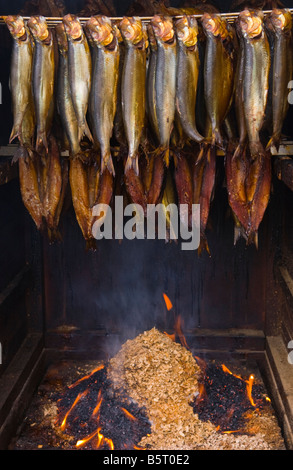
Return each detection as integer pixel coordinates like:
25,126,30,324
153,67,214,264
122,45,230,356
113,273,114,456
53,322,281,450
192,362,269,433
55,364,151,450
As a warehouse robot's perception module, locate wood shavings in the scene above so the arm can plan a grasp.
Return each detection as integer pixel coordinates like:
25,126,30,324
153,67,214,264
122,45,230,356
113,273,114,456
107,327,216,449
106,327,285,450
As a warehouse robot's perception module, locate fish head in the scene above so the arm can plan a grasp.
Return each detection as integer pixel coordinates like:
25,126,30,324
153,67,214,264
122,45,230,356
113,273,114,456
151,15,174,43
147,23,157,51
3,15,26,39
63,14,83,41
113,21,123,43
86,15,114,47
119,17,144,45
27,15,49,42
201,13,229,40
176,15,198,48
238,10,263,39
270,9,292,32
55,23,68,53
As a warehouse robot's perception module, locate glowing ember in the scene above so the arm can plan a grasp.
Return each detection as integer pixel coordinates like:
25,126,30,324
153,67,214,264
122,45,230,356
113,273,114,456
56,365,151,449
193,361,269,432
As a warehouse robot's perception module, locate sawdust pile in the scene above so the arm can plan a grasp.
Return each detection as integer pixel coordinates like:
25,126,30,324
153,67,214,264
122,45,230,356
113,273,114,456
107,327,216,449
106,327,284,450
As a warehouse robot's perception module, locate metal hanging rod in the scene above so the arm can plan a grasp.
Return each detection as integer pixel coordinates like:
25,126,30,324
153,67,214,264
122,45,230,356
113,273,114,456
0,9,293,26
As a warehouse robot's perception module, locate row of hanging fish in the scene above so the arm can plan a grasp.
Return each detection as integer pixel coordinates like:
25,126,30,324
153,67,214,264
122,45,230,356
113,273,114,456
3,8,293,251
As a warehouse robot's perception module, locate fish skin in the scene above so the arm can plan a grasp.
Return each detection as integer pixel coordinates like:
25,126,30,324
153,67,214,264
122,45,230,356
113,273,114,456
69,156,95,248
151,14,177,167
225,144,249,233
238,10,270,159
113,22,126,149
147,153,165,205
175,15,203,144
87,15,120,176
120,16,147,176
174,152,193,229
124,166,147,214
27,15,55,154
18,151,44,231
55,23,81,158
161,167,177,242
146,23,159,142
63,14,93,145
4,16,34,148
42,135,63,241
266,9,293,152
202,13,235,148
91,166,114,239
193,144,216,254
246,153,271,242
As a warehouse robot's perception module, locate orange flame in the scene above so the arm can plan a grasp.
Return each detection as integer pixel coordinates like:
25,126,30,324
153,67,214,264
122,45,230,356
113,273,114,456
76,427,114,450
163,293,173,310
92,389,103,418
164,331,176,342
121,407,137,422
69,364,104,389
222,364,257,408
246,374,256,407
60,389,88,431
174,315,189,349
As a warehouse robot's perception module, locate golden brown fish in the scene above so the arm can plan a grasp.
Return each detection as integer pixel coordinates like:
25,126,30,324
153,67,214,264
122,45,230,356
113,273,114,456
27,15,55,154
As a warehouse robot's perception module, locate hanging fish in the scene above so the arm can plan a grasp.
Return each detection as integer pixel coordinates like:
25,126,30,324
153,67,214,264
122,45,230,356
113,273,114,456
55,23,81,158
238,9,270,159
120,16,147,176
266,9,293,152
151,14,177,167
27,15,55,154
86,15,120,175
201,13,235,148
4,15,34,150
63,14,93,145
175,15,203,144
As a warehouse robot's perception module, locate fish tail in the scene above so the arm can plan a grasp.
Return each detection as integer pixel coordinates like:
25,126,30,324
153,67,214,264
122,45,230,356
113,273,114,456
85,238,97,252
249,140,265,160
12,146,29,163
197,232,211,257
9,126,21,145
232,143,245,162
36,131,49,154
234,224,248,245
125,154,139,176
247,231,258,249
101,152,115,177
163,148,170,168
266,135,279,153
213,128,223,149
79,121,94,144
47,227,62,244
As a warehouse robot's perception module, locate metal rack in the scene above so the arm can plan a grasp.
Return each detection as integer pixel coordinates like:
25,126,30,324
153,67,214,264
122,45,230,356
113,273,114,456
0,9,293,26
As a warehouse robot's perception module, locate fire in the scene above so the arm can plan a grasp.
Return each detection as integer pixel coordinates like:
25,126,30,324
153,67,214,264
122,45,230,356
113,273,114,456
76,427,114,450
121,407,137,422
68,364,104,389
246,374,256,408
222,364,257,408
92,389,103,417
163,292,173,310
162,293,189,349
60,389,88,431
